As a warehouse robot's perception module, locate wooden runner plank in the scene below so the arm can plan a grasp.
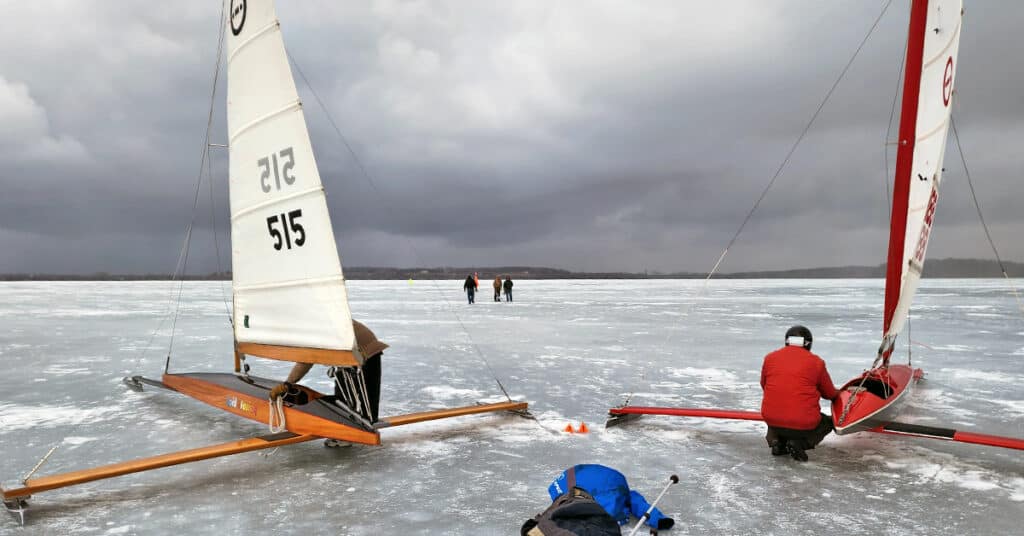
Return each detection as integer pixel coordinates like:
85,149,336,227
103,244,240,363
2,432,317,500
378,401,528,428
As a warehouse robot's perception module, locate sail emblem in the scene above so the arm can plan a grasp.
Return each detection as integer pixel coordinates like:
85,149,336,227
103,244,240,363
230,0,247,36
912,182,939,264
942,57,954,106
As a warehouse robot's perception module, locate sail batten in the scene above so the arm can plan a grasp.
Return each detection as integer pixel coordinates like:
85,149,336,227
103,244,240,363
235,274,346,293
226,0,357,364
232,186,324,220
881,0,962,357
228,99,302,143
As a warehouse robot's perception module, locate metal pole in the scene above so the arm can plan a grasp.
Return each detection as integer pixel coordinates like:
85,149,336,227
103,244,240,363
627,474,679,536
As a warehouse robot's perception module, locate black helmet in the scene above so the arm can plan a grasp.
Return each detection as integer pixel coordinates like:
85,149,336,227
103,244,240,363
784,325,813,350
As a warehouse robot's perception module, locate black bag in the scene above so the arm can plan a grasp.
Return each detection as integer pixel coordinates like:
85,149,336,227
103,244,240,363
520,487,621,536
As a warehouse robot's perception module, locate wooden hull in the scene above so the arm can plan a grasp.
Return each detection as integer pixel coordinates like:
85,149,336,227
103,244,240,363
831,364,922,435
0,379,527,518
161,373,381,445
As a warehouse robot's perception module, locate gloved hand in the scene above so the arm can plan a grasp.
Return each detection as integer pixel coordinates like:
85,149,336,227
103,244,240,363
269,382,292,400
657,517,674,530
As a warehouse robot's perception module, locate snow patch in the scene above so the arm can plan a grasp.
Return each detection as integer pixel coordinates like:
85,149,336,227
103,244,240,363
938,368,1014,384
63,436,98,446
43,364,91,375
0,403,118,430
666,367,738,382
419,385,484,400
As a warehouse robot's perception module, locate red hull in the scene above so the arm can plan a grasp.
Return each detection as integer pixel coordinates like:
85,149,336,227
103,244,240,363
607,405,1024,451
831,364,922,435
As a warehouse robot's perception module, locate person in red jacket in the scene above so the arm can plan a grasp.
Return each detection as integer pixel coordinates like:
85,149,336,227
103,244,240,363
760,325,839,462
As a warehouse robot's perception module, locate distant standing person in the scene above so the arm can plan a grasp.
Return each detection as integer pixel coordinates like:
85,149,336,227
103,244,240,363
463,274,477,304
503,275,513,302
493,276,502,302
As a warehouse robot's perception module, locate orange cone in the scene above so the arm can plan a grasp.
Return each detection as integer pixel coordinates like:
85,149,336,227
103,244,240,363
578,422,589,434
564,423,575,433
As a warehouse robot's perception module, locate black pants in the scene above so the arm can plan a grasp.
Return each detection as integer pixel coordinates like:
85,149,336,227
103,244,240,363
333,353,382,422
765,414,834,449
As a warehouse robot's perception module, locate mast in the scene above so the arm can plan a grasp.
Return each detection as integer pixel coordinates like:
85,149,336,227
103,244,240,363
879,0,962,362
225,0,361,367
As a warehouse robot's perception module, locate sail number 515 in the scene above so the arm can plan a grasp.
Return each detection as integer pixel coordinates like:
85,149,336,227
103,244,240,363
259,147,296,192
266,210,306,250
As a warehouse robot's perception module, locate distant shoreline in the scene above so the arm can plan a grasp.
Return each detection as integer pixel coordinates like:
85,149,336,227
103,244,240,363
1,258,1020,281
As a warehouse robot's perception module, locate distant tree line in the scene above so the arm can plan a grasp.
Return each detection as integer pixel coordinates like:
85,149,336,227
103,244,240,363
2,259,1020,281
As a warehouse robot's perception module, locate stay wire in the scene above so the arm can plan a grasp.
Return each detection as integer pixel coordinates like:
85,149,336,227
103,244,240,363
131,2,227,373
950,115,1024,316
207,143,232,324
286,51,513,402
883,31,909,216
167,2,229,367
628,0,894,404
705,0,894,283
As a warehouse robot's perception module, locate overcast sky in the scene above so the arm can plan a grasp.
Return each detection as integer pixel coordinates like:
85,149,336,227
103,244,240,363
2,1,1021,274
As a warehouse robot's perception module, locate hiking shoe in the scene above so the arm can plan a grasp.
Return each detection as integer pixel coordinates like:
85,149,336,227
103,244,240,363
787,442,808,462
324,439,353,448
769,440,788,456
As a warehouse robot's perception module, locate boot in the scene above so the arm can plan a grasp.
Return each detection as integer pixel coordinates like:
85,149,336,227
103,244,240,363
769,440,788,456
787,441,808,462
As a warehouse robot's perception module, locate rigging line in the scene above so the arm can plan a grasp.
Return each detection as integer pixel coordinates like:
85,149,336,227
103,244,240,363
130,3,228,373
129,223,193,371
286,51,514,402
206,143,232,323
166,1,230,364
883,31,909,219
630,0,895,404
706,0,894,283
907,315,911,370
951,115,1024,317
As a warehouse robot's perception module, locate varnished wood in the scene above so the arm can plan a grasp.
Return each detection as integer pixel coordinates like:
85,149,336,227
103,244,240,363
162,373,381,445
237,342,360,366
379,401,529,428
1,433,316,500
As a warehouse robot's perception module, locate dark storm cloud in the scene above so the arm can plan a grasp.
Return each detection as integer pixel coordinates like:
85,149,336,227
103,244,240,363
1,1,1021,274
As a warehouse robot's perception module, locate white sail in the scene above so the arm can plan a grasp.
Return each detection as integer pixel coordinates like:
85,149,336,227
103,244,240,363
882,0,962,351
225,0,358,366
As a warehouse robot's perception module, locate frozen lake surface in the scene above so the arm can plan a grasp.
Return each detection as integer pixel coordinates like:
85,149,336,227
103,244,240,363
1,279,1022,535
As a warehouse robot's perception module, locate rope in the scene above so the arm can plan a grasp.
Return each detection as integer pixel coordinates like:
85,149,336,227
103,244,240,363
268,396,287,433
285,51,514,403
951,115,1024,317
129,3,228,375
206,142,232,324
883,31,909,219
708,0,894,281
166,2,230,369
626,0,895,405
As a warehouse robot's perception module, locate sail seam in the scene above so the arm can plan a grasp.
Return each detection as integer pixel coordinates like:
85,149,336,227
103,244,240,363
235,274,345,292
922,17,961,69
229,100,302,143
232,185,324,219
227,20,280,64
915,120,948,143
